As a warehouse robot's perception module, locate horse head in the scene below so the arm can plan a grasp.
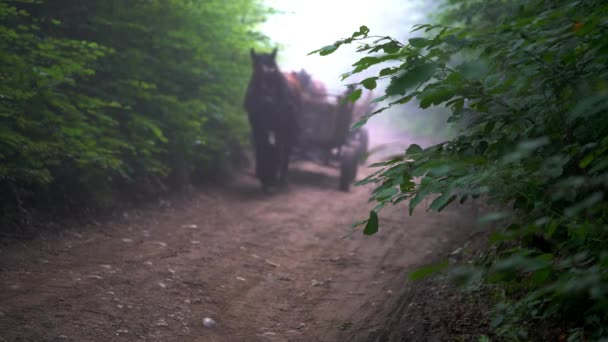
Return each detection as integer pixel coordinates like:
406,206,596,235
250,48,279,78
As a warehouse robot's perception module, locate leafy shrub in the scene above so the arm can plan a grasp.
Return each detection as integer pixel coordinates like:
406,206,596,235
0,0,269,221
312,0,608,339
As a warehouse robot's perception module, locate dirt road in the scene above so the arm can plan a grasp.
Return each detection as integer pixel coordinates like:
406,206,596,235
0,162,475,342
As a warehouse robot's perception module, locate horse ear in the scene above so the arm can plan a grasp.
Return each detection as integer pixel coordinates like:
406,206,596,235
271,48,278,59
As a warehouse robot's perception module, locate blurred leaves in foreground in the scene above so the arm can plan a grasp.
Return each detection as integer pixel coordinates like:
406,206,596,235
312,0,608,339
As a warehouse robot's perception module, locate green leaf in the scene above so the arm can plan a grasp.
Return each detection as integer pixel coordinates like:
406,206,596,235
409,37,432,48
457,59,489,80
132,116,167,143
379,67,400,76
579,154,595,168
478,335,491,342
351,25,370,38
351,55,402,74
363,211,379,235
310,44,340,56
443,72,465,86
351,117,368,130
361,77,378,90
371,94,389,103
484,121,496,134
564,192,603,217
430,193,457,212
380,41,401,54
406,144,423,155
347,88,363,102
385,63,438,95
374,186,398,201
531,268,552,286
389,91,420,106
319,44,339,56
478,212,509,225
410,24,432,33
408,260,449,280
409,187,430,215
418,84,456,108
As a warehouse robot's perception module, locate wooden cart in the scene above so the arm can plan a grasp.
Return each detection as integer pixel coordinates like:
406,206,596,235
291,85,369,191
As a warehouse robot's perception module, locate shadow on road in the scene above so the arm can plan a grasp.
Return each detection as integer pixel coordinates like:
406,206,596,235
286,166,339,190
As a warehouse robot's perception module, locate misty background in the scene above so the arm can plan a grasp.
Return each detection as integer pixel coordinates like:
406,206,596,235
261,0,453,155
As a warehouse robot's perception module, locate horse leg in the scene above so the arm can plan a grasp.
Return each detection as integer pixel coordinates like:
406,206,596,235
277,140,291,187
251,128,263,178
252,127,274,188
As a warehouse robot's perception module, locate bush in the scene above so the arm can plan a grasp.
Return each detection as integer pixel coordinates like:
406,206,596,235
0,0,269,222
312,0,608,339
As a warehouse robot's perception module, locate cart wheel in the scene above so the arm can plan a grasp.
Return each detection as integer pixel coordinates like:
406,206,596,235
339,149,358,192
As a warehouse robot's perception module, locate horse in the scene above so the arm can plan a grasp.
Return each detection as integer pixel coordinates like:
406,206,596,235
244,48,301,190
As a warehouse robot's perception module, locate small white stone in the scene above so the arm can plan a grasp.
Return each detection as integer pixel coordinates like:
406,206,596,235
202,317,216,328
265,259,280,267
311,279,323,287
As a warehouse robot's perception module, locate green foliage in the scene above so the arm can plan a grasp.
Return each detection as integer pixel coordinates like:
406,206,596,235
1,0,268,216
408,260,449,281
313,0,608,339
363,210,378,235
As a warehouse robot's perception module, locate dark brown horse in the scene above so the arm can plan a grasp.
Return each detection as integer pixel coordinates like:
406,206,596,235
244,48,301,190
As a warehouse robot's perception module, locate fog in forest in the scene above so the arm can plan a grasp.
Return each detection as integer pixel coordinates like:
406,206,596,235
262,0,450,159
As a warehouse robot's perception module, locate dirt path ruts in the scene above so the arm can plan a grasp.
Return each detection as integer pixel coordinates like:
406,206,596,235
0,162,475,342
